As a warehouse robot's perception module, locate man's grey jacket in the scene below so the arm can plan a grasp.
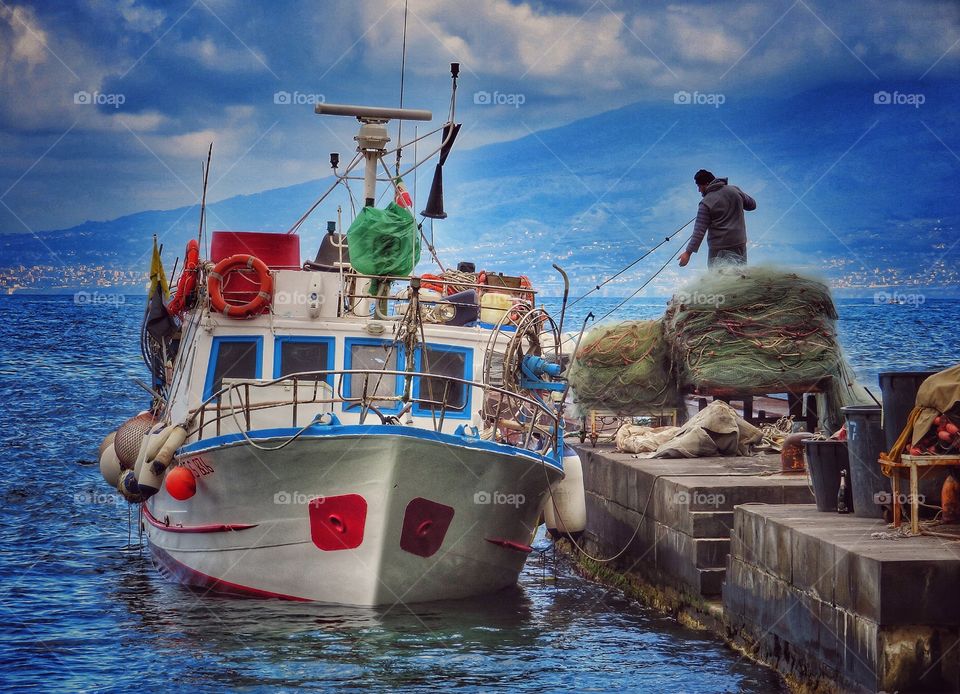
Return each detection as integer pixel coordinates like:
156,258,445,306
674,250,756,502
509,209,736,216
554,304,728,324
686,178,756,254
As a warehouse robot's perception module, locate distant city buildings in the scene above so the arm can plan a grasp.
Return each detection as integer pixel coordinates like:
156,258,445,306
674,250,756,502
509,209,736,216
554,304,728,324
0,259,957,295
0,265,146,293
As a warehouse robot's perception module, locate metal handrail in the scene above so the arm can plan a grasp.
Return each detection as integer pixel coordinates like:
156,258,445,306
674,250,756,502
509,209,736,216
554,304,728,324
188,368,560,452
343,271,539,296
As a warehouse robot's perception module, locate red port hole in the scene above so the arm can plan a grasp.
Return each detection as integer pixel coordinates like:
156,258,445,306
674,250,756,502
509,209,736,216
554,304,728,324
328,515,346,534
416,520,433,537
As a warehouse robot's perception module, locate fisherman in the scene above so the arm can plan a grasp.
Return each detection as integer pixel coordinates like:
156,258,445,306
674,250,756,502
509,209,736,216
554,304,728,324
678,170,756,267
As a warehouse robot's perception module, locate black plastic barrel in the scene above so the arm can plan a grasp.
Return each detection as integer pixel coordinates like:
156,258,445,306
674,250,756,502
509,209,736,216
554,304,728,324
803,439,851,512
842,405,888,518
878,370,947,509
879,371,938,450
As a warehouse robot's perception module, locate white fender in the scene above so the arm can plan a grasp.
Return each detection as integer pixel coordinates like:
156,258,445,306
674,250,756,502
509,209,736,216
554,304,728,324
98,443,122,488
133,424,173,480
98,431,116,459
544,447,587,535
137,426,189,497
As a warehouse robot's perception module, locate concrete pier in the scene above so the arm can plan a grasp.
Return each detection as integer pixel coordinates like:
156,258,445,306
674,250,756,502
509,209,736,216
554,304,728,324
568,444,960,693
725,505,960,693
573,444,813,599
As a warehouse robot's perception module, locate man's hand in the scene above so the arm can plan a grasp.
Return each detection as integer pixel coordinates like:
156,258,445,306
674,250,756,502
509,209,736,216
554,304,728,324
678,251,691,267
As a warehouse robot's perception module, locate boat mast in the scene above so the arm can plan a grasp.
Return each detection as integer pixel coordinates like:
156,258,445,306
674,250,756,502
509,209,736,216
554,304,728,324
313,104,431,207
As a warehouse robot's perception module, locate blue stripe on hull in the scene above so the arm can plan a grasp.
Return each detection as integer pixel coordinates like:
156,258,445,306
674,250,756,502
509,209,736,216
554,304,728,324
179,423,563,472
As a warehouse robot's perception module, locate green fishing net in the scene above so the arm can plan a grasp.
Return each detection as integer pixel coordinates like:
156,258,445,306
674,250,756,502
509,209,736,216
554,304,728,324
665,265,870,432
665,266,840,394
568,266,870,432
567,320,681,415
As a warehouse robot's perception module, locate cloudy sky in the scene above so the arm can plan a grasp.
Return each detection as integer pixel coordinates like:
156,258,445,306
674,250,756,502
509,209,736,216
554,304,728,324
0,0,958,235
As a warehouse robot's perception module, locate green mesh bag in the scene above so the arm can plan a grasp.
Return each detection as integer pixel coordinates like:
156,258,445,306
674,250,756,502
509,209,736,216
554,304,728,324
568,320,681,414
347,203,420,278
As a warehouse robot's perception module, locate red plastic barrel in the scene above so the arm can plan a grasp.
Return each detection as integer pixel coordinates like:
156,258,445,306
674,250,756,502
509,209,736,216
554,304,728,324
210,231,301,269
210,231,300,309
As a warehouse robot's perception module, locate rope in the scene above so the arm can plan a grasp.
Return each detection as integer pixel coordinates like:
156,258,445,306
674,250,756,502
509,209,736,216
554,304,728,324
225,388,331,452
592,239,687,325
542,457,661,564
567,217,694,309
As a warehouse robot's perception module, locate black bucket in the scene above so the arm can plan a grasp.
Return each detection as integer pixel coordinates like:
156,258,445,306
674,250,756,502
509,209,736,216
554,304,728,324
803,439,851,512
879,371,938,450
878,370,948,510
842,405,888,519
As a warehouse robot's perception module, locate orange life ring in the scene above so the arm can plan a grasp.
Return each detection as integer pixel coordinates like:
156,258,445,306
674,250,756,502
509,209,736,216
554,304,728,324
167,239,200,315
208,254,273,318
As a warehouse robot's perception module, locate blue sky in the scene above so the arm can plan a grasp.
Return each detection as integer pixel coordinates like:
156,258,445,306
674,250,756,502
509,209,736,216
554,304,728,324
0,0,958,238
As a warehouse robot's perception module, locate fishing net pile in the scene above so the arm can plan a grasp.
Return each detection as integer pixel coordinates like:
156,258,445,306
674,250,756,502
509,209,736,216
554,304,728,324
568,266,870,432
566,320,680,415
664,266,870,432
664,267,840,394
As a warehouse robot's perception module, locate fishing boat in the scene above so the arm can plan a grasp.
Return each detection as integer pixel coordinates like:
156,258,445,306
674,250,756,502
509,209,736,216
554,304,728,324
96,65,586,605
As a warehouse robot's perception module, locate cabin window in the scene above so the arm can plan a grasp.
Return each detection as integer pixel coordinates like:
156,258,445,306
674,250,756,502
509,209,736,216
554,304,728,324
344,339,401,411
204,336,262,399
274,337,334,385
414,345,471,416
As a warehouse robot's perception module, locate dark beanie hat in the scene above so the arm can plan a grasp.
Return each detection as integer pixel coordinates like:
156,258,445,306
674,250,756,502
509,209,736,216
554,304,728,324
694,169,715,185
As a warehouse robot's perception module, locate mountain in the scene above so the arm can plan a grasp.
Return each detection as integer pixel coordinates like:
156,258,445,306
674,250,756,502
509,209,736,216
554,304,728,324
3,79,958,295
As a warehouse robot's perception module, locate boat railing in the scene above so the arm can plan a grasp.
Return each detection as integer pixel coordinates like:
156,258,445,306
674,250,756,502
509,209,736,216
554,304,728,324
188,369,560,454
338,271,536,321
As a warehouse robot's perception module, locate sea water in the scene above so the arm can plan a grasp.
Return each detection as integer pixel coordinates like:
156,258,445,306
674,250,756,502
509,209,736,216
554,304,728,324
0,295,955,691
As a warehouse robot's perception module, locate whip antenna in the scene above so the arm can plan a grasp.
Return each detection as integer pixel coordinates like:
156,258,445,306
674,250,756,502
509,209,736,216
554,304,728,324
395,0,410,176
198,143,212,256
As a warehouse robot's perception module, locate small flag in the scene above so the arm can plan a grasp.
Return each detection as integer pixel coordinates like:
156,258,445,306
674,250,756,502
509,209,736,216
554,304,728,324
148,236,169,300
146,235,175,341
394,177,413,208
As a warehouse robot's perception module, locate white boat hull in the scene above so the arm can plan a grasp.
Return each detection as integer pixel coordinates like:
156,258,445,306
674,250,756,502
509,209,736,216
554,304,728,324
144,425,563,605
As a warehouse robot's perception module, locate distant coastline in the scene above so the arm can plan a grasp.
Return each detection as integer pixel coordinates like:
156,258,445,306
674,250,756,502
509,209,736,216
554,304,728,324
4,287,959,300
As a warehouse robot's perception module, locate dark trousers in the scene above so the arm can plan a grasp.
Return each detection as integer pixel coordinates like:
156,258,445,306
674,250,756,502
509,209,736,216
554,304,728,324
708,244,747,267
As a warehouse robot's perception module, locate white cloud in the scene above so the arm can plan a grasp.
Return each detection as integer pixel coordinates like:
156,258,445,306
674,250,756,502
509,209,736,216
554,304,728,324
175,36,270,73
105,110,165,132
664,10,745,64
117,0,165,33
361,0,664,90
2,4,49,69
